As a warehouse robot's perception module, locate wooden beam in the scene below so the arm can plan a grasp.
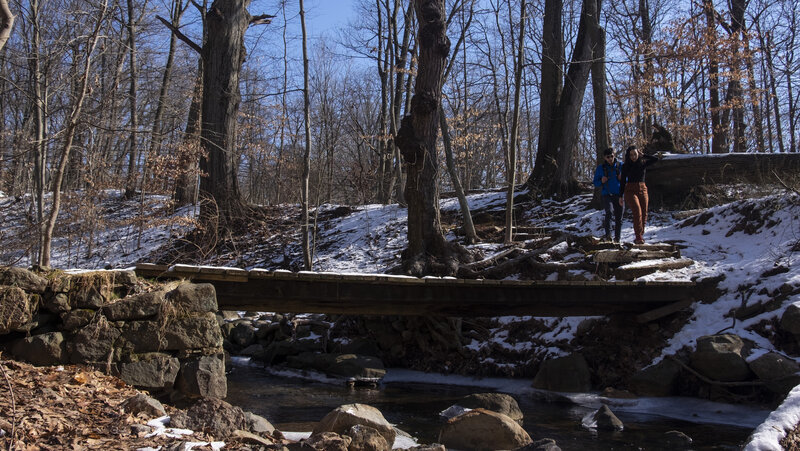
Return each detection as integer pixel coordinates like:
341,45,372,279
134,264,696,318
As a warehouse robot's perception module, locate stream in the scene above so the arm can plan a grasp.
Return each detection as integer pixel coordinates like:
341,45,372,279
224,360,769,450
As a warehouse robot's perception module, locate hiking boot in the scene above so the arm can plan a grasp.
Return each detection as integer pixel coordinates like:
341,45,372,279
634,238,645,245
602,235,612,242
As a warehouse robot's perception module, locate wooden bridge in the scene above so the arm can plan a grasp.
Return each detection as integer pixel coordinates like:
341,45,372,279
134,264,696,322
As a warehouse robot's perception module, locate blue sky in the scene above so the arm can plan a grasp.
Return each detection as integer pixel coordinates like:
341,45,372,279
303,0,357,38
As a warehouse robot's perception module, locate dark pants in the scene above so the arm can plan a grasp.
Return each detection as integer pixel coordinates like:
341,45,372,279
603,194,623,241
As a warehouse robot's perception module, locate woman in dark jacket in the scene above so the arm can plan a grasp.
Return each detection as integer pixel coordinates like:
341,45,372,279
619,145,659,244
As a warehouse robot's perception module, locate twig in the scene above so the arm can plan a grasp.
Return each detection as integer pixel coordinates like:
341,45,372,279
773,170,800,196
0,354,17,448
666,355,764,387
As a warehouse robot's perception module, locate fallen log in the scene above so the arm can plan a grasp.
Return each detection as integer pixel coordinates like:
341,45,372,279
646,152,800,207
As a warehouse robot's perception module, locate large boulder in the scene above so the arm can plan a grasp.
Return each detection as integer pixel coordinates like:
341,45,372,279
116,353,180,391
170,398,245,439
11,332,65,366
591,405,624,431
304,432,351,450
103,291,165,321
175,354,227,399
122,393,167,418
121,312,222,352
0,267,48,293
166,283,218,314
628,358,682,396
690,334,753,382
748,352,800,395
457,393,523,422
0,286,35,334
532,354,592,392
312,404,395,446
439,408,532,451
229,322,256,347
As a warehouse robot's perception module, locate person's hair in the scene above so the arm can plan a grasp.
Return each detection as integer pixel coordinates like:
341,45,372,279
624,145,638,164
603,148,614,157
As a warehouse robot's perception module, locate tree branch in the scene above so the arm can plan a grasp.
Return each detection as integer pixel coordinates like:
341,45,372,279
250,13,275,26
156,15,202,56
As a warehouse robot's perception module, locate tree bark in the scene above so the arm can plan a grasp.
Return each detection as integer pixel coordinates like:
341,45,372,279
0,0,14,53
199,0,251,222
396,0,462,276
590,0,610,209
124,0,140,198
703,0,727,154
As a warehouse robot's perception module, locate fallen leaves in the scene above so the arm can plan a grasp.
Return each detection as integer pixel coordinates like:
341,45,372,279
0,356,212,450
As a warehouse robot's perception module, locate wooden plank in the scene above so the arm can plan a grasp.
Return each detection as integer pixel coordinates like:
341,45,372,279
615,258,694,281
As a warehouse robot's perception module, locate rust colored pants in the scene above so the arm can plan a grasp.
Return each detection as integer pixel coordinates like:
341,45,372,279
624,182,649,243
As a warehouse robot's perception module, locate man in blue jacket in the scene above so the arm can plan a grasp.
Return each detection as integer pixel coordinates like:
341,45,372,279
593,148,623,242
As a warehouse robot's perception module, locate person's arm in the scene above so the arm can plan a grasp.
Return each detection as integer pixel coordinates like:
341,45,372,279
593,165,604,188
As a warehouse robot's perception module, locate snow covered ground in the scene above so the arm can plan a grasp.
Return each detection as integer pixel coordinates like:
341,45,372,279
2,186,799,448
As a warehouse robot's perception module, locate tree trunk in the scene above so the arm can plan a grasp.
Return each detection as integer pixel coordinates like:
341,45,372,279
504,0,526,243
440,104,477,244
29,0,47,266
124,0,140,198
396,0,463,276
41,1,107,267
300,0,312,270
590,0,610,209
527,0,562,192
704,0,727,154
175,60,202,206
199,0,251,222
0,0,14,53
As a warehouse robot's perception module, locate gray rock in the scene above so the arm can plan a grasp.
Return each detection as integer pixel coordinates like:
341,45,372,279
629,358,682,396
163,313,223,351
514,438,561,450
690,334,753,382
347,424,390,451
229,322,256,347
122,393,167,418
103,291,165,321
11,332,65,366
532,354,592,392
748,352,800,395
0,286,34,334
61,309,96,331
780,303,800,335
166,283,218,314
230,429,276,447
313,403,395,446
439,408,532,451
117,354,180,390
170,398,245,439
286,353,386,379
591,405,624,431
245,411,276,435
458,393,523,422
43,293,71,314
0,267,48,293
175,354,227,399
68,321,121,362
664,430,693,448
121,321,167,352
304,432,350,451
257,339,324,364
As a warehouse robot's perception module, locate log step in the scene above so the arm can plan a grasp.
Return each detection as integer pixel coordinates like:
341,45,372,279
614,258,695,280
593,248,680,263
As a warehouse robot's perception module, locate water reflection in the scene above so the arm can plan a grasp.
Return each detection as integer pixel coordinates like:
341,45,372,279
225,363,753,450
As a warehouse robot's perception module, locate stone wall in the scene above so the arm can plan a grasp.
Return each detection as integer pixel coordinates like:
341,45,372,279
0,267,226,401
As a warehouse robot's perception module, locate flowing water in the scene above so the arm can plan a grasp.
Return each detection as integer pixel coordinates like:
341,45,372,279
225,362,766,450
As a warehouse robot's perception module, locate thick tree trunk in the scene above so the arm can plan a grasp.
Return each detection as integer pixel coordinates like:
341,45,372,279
704,0,727,154
528,0,563,192
397,0,465,276
199,0,250,222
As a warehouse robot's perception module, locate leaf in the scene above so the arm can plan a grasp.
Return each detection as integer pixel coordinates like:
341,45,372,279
72,373,89,385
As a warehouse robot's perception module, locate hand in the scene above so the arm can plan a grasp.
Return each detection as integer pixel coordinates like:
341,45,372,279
619,198,624,206
601,176,608,183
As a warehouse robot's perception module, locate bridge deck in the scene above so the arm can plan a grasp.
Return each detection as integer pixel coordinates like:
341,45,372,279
134,264,696,321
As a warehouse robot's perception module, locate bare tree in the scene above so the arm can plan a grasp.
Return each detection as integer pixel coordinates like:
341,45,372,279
0,0,14,52
300,0,312,270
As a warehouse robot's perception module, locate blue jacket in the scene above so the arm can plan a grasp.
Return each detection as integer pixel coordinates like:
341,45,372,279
593,160,622,196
